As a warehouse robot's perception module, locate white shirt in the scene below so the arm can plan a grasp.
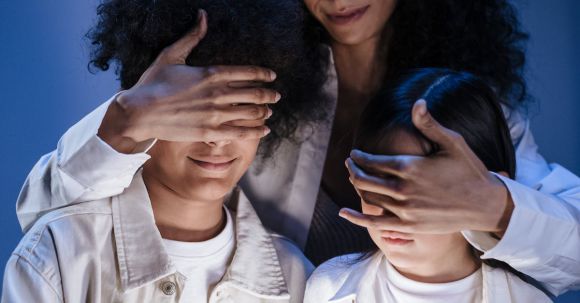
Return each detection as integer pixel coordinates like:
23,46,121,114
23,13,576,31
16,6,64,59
379,258,482,303
304,252,552,303
162,208,235,302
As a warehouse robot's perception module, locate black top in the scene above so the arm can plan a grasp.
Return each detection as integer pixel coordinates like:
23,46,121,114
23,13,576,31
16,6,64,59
304,187,375,266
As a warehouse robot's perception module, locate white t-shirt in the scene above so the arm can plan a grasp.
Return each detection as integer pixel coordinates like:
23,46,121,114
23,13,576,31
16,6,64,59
162,208,235,302
379,258,483,303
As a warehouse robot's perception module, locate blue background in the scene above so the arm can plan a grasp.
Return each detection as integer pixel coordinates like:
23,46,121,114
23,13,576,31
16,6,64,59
0,0,578,301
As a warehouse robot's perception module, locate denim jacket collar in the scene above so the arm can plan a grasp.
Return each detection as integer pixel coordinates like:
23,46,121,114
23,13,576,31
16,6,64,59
112,171,289,299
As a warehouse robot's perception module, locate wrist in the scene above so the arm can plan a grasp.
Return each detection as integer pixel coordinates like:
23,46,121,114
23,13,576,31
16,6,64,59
97,92,140,154
483,174,514,236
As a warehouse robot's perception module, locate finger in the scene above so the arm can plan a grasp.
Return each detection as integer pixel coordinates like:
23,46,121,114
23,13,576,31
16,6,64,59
349,150,416,178
359,190,406,214
225,119,268,128
411,99,463,153
346,158,408,200
206,65,277,83
227,81,263,88
338,208,410,232
159,9,208,64
219,104,272,122
210,124,271,141
211,87,281,105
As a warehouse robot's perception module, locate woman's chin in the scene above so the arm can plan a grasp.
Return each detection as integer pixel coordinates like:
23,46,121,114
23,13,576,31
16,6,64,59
183,180,234,202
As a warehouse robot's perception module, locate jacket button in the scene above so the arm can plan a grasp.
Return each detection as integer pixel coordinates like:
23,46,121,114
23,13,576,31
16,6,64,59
160,281,176,295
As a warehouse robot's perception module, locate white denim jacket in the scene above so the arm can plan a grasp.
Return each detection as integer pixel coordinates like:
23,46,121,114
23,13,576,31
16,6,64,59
304,252,552,303
15,58,580,296
3,173,313,303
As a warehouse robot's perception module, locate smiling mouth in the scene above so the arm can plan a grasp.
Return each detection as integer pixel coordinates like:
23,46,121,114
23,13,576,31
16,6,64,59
189,157,236,172
327,5,370,25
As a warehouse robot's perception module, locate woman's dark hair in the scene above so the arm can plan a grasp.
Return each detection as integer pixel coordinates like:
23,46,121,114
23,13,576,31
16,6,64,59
354,68,553,296
311,0,529,108
87,0,331,156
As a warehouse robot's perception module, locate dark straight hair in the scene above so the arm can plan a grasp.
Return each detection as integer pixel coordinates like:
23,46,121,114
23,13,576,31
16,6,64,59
355,68,515,178
353,68,553,298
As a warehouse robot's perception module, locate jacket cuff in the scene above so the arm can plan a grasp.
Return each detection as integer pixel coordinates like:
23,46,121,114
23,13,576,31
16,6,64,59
57,93,155,189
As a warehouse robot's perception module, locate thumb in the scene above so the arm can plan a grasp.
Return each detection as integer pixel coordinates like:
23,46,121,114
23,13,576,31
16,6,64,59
158,9,208,64
411,99,462,152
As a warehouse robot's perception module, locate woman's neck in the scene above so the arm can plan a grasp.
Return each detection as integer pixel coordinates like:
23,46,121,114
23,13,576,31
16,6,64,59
331,27,390,98
143,174,226,242
393,245,481,284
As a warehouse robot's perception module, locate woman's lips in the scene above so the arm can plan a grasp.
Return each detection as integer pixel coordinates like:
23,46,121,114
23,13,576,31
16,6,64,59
327,5,370,26
189,157,236,172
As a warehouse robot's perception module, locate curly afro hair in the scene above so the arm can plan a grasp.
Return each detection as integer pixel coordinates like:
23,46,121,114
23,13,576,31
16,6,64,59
87,0,331,156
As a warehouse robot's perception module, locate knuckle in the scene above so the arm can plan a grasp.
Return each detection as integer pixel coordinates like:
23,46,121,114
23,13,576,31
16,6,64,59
253,88,265,100
368,217,380,229
207,109,221,126
247,66,259,78
351,173,365,186
198,128,210,139
210,88,228,101
394,182,411,199
398,208,413,220
360,192,372,203
236,129,249,139
400,161,417,177
204,66,221,82
158,47,172,60
448,131,465,145
250,106,265,119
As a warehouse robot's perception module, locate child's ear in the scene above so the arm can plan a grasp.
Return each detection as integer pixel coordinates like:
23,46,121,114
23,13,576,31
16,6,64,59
497,171,509,178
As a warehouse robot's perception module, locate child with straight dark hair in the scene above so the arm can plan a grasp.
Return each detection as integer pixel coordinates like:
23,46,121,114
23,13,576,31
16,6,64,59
305,68,552,303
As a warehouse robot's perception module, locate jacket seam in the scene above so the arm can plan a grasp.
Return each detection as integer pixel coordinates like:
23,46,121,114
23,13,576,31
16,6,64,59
11,254,64,302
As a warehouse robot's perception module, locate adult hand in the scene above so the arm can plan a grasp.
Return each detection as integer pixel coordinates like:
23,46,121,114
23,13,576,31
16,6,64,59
98,10,278,153
340,99,514,236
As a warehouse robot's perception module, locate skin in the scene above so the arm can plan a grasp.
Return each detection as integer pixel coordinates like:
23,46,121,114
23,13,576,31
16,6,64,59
360,128,481,283
143,134,261,242
302,0,514,235
341,101,513,235
305,0,396,208
98,4,514,237
98,10,277,154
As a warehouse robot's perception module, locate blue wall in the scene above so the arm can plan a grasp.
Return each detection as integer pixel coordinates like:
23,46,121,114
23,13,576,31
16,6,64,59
0,1,578,301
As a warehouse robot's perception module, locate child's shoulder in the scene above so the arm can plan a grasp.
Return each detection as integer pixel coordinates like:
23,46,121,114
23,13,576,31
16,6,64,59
304,252,378,303
315,252,368,276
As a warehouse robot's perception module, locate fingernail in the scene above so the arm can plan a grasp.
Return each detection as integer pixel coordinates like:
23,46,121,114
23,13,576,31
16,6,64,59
416,99,427,117
270,71,277,81
266,108,273,118
263,127,271,136
274,92,281,102
338,210,347,218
